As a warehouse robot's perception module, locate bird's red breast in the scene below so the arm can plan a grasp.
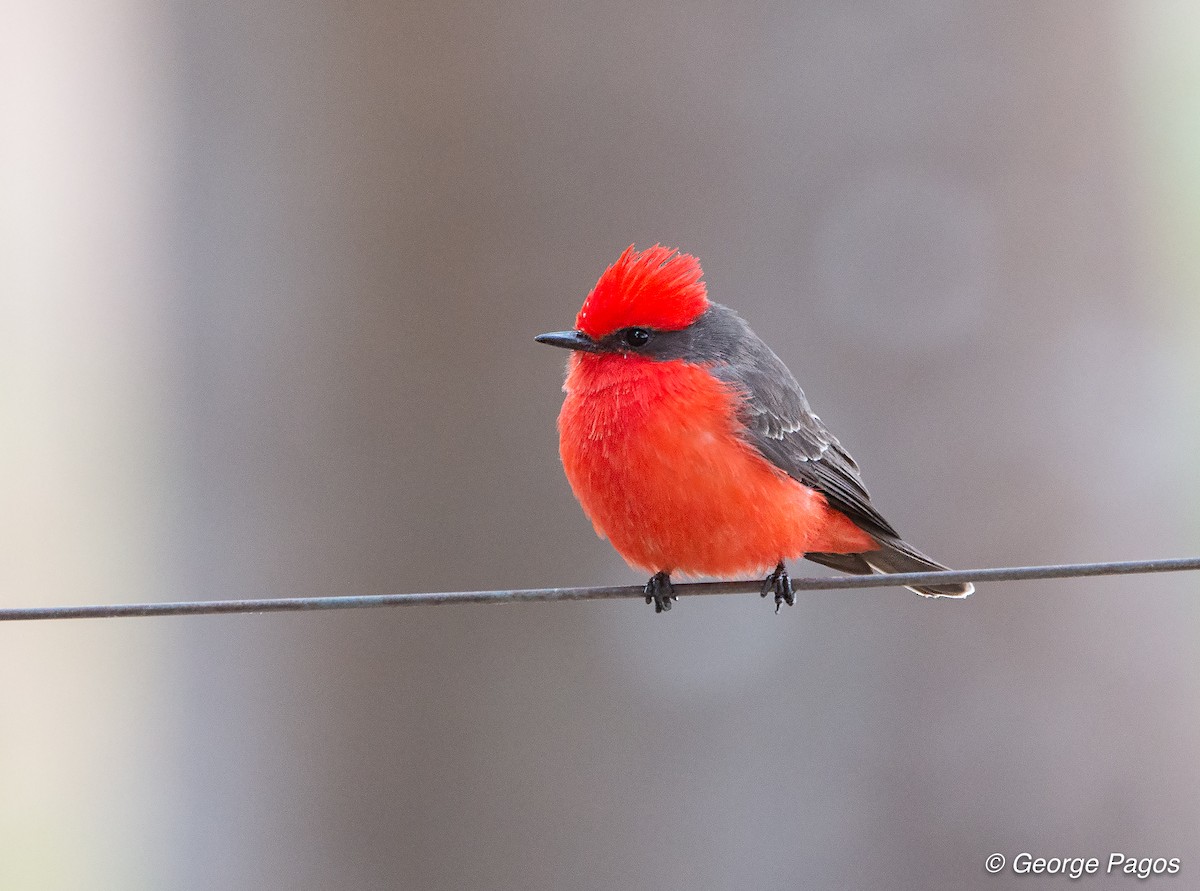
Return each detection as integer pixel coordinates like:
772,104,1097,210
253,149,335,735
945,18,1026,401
558,351,875,577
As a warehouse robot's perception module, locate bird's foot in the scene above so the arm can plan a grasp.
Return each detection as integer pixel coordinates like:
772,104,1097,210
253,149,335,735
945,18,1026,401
644,571,676,613
761,562,794,614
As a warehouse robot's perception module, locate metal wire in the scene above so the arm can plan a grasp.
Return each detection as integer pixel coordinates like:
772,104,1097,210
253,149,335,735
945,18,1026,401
2,555,1199,622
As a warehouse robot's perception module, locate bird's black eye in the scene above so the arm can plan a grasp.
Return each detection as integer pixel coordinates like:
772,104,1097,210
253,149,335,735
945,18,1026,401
623,327,651,348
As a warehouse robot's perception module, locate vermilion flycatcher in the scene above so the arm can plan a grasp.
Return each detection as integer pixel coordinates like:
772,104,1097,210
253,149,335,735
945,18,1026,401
537,244,972,612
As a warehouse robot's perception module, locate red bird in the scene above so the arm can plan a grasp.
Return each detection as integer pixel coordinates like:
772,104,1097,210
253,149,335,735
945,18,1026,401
537,244,972,612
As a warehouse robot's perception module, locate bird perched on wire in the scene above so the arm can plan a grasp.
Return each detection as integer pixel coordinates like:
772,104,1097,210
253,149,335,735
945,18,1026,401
536,244,972,612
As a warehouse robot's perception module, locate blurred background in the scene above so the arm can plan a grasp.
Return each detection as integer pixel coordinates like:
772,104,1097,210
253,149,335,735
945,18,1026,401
3,1,1200,888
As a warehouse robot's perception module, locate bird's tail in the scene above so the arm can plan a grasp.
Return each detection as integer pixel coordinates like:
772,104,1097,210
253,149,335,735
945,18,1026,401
806,537,973,598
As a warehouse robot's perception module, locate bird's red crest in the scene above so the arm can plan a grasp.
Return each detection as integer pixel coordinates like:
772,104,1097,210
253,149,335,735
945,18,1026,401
575,245,709,339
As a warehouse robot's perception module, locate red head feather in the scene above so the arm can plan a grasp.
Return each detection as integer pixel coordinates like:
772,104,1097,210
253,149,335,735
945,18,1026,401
575,245,709,339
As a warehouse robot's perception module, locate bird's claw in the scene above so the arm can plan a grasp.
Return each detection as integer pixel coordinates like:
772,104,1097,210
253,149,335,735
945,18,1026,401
644,571,676,613
761,562,794,614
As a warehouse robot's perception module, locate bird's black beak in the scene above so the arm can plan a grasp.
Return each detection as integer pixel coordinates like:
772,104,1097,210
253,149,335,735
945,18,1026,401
535,330,602,353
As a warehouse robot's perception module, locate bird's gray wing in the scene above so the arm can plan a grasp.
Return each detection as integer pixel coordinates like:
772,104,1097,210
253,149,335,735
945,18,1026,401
707,336,898,542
